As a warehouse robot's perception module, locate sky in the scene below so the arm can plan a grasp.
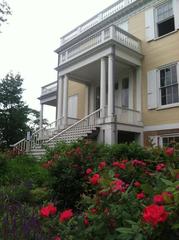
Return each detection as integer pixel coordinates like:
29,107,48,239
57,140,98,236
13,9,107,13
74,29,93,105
0,0,117,121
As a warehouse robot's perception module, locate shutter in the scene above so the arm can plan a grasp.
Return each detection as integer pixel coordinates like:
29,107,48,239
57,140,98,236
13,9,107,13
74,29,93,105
177,62,179,84
145,8,155,41
173,0,179,29
147,70,157,109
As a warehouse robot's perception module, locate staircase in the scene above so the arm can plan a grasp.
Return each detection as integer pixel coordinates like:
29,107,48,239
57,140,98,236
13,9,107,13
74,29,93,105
11,109,101,158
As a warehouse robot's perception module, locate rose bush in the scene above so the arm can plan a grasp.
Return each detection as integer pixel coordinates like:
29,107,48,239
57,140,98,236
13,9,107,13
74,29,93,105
36,141,179,239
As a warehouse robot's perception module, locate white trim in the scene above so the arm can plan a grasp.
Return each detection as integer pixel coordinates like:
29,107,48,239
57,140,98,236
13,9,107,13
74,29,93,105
144,123,179,131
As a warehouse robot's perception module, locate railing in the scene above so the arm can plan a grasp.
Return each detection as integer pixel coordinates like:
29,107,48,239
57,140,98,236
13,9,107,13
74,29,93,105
115,106,142,125
59,25,141,65
60,0,137,45
11,117,63,153
41,81,57,96
47,108,101,143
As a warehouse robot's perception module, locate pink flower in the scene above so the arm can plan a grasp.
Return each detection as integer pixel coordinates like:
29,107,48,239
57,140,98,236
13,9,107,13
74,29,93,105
91,208,97,214
134,181,141,188
59,209,73,223
54,236,61,240
165,147,174,157
114,173,120,178
112,179,126,192
84,214,89,226
131,159,146,167
90,174,100,185
86,168,93,175
136,192,145,200
112,161,126,169
153,194,164,204
39,203,57,218
143,204,168,227
156,163,165,172
98,161,106,170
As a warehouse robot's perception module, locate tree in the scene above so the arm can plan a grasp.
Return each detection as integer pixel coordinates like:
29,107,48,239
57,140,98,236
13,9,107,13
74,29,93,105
0,0,11,30
0,73,31,148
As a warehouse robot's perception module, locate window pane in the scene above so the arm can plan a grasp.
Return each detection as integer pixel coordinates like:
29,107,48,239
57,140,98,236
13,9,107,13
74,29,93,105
157,17,175,37
171,65,177,83
166,67,171,85
157,1,173,23
161,88,166,105
166,86,172,104
172,85,179,103
160,69,165,87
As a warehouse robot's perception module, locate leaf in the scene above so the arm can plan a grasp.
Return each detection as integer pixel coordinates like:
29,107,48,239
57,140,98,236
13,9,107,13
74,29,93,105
160,178,173,186
141,184,153,194
116,227,134,234
134,233,144,240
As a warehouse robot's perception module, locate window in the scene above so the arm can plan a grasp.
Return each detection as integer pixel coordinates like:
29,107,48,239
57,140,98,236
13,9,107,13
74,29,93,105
160,64,179,105
162,135,179,147
122,78,129,108
155,1,175,37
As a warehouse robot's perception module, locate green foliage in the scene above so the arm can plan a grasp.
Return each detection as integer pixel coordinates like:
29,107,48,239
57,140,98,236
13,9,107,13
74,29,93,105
0,0,11,30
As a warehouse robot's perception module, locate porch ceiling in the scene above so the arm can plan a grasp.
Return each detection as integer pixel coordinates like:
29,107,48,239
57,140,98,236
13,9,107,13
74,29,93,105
69,59,132,84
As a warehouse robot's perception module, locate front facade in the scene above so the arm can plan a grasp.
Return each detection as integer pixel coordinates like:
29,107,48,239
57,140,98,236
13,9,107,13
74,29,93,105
39,0,179,147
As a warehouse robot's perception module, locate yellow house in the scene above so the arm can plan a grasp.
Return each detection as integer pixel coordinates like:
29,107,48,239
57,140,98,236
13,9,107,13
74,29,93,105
13,0,179,154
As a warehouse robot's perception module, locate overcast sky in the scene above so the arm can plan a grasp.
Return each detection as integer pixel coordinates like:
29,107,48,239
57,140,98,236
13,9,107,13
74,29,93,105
0,0,116,121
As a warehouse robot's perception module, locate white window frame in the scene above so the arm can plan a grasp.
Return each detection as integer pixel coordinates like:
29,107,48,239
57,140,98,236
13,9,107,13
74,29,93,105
162,134,179,147
158,63,179,107
154,0,175,38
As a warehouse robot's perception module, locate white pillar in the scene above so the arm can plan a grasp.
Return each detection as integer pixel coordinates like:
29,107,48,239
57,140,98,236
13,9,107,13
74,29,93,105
57,76,63,129
108,54,115,117
89,84,95,113
63,74,68,126
100,57,106,118
39,103,44,139
40,104,43,130
136,67,142,112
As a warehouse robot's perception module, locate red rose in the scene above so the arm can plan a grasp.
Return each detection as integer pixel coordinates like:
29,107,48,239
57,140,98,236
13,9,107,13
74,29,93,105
90,174,100,185
59,209,73,223
112,161,126,169
40,203,57,218
114,173,120,178
165,147,174,157
153,194,164,204
143,204,168,227
156,163,165,171
83,214,89,226
98,161,106,170
131,159,146,167
86,168,93,175
54,236,61,240
136,192,145,200
91,208,97,214
112,179,126,192
134,181,141,188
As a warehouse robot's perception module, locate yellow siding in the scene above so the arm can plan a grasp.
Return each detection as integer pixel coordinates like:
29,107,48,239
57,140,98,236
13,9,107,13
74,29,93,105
129,12,179,126
68,81,86,119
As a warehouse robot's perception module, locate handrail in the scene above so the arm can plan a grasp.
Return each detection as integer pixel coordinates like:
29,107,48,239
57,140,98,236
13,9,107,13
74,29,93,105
47,108,101,143
115,106,140,113
10,138,26,147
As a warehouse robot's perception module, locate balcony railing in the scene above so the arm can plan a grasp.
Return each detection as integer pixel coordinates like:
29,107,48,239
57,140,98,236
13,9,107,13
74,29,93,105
115,106,142,125
41,81,57,96
60,0,137,45
59,25,142,66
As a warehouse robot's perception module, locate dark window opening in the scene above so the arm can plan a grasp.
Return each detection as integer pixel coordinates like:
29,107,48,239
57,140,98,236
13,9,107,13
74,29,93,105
157,17,175,37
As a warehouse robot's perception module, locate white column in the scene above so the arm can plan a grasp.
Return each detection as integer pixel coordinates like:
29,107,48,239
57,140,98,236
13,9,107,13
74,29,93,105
136,67,142,112
89,84,95,113
63,74,68,126
84,85,89,116
39,103,44,139
57,76,63,129
136,67,142,122
40,103,43,130
108,54,115,117
100,57,106,118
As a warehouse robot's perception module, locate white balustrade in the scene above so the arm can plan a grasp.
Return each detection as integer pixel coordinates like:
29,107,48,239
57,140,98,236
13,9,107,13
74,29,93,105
115,106,142,125
41,81,57,96
60,0,137,45
59,25,141,66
